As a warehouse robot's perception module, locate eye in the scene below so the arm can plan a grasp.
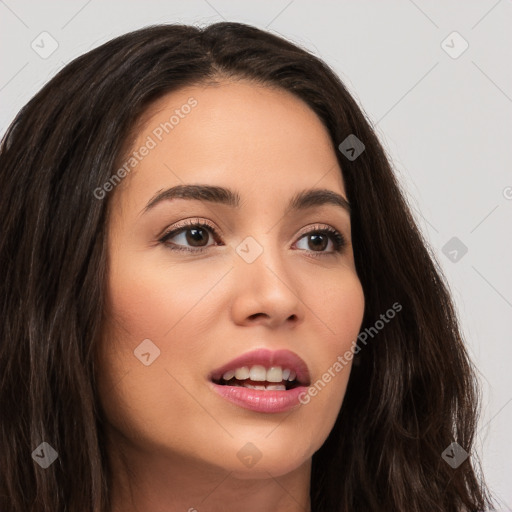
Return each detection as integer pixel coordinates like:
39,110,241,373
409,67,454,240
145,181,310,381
158,220,346,256
158,219,221,253
294,225,346,256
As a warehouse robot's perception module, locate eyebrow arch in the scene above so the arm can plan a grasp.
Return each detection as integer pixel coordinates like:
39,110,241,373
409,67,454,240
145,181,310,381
142,184,351,215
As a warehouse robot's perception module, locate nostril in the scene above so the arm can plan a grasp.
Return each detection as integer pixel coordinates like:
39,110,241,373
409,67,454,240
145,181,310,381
248,313,269,321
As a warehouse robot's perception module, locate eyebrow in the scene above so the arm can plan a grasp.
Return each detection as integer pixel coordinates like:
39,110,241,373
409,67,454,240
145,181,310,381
142,184,351,216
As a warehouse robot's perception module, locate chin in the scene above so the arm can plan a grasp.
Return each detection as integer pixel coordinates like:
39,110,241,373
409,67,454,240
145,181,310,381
228,456,311,480
213,433,318,479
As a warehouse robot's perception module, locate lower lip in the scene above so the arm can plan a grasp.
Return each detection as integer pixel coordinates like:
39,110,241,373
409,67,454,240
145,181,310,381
210,382,308,413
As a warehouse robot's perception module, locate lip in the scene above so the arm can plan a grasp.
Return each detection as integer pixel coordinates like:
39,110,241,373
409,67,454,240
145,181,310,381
208,348,311,414
209,382,309,413
208,348,311,385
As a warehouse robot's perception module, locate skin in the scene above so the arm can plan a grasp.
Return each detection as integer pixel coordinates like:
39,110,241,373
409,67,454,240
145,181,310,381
95,79,365,512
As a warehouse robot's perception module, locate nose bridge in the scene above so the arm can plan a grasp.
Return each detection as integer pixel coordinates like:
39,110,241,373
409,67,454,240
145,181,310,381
233,203,284,267
234,230,288,284
231,229,303,324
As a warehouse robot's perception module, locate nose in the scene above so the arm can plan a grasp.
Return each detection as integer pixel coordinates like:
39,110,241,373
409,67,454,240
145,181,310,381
229,236,305,329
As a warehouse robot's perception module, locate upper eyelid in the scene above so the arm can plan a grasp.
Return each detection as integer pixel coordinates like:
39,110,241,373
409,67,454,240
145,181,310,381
160,219,221,241
159,219,345,243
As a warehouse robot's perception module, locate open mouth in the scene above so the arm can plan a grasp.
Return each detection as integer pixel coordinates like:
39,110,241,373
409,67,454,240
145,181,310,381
208,349,311,412
211,365,307,391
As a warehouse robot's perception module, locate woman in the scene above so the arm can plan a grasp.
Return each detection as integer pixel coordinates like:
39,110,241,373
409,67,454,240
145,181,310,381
0,22,494,512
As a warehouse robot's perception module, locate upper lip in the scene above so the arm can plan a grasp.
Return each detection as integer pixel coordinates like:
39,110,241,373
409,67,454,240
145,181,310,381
209,348,311,385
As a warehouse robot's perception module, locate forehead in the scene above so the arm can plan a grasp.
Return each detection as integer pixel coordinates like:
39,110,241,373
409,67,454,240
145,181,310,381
113,80,346,212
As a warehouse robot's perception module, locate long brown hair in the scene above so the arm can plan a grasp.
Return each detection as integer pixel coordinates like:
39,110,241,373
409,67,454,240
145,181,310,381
0,22,494,511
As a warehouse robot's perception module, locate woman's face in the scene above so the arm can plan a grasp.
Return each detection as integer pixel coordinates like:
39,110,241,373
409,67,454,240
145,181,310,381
96,80,365,479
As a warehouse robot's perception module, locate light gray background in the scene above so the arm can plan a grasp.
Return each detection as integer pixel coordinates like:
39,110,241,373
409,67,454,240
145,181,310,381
1,0,511,507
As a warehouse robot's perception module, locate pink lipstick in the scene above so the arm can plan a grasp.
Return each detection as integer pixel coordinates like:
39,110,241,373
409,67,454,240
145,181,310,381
208,348,311,413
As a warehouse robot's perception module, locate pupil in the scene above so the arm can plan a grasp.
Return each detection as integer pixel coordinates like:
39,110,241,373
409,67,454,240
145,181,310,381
309,234,327,251
187,228,207,246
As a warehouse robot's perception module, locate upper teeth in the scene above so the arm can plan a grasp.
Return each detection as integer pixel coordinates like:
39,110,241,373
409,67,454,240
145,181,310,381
223,365,297,382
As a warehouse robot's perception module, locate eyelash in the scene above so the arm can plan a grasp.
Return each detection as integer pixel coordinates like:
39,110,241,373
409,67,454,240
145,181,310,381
158,219,346,257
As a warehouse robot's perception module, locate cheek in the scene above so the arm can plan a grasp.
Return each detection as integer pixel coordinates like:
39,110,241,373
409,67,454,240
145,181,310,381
297,270,364,425
306,266,365,349
324,279,365,332
106,250,220,342
96,254,215,451
98,252,227,410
